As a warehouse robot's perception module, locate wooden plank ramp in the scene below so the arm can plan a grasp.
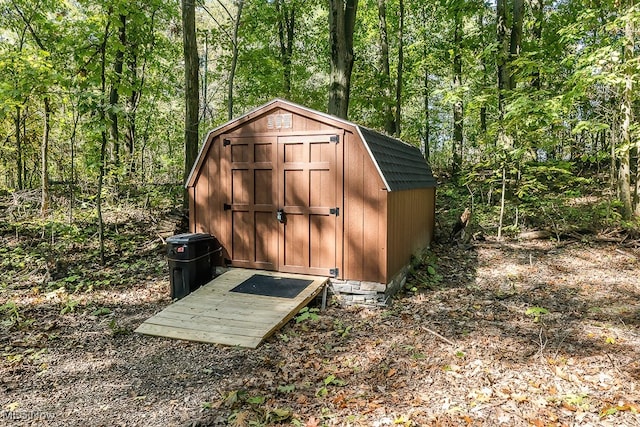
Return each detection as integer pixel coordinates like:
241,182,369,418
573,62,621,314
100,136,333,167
135,269,327,348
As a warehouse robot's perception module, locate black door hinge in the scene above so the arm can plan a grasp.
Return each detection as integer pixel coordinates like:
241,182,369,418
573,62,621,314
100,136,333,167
223,138,231,146
223,203,232,210
330,135,339,144
329,268,339,277
330,207,339,216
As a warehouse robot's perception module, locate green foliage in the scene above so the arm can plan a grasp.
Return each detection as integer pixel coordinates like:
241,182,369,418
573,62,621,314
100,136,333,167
525,306,549,323
0,0,638,266
406,252,442,292
277,384,296,394
295,306,320,323
333,319,352,338
316,374,347,397
221,388,293,426
60,299,80,315
91,307,112,316
460,159,624,236
0,301,22,328
108,319,130,336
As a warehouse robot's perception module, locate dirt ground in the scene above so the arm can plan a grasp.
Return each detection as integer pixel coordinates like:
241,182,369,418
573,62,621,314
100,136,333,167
1,237,640,426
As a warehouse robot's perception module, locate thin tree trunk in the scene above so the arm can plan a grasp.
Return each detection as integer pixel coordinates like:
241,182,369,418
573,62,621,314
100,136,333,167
478,9,487,135
328,0,358,119
126,52,137,176
14,3,51,208
182,0,199,209
496,0,508,120
127,8,157,177
423,59,430,161
109,14,126,168
421,4,430,160
531,0,544,90
227,0,244,120
452,6,463,175
98,15,112,265
610,104,618,191
15,106,23,190
202,31,209,119
377,0,395,134
498,166,506,240
621,0,635,217
509,0,524,90
394,0,404,137
41,96,51,216
69,107,79,224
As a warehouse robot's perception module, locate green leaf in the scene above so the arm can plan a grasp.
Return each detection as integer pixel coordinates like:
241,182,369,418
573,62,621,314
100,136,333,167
246,395,265,405
525,307,549,316
277,384,296,393
91,307,112,316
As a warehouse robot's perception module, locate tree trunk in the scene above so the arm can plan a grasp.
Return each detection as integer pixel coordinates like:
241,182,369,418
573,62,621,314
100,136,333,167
496,0,508,121
377,0,395,134
610,105,618,191
620,0,635,218
394,0,404,137
227,0,244,120
328,0,358,119
109,14,126,168
498,165,506,240
41,96,51,216
531,0,544,90
509,0,524,90
478,9,487,135
15,106,23,190
126,49,138,176
619,151,632,220
421,5,430,161
276,0,295,97
69,108,79,224
452,7,463,175
182,0,199,209
98,15,112,265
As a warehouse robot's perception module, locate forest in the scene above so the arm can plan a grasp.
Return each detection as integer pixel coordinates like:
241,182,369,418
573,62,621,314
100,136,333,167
2,0,640,229
1,1,640,426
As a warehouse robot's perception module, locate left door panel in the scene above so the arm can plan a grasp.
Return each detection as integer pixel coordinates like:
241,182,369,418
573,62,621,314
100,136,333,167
222,136,278,270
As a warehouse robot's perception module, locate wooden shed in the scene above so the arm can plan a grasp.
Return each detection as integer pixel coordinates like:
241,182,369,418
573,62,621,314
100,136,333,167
186,99,436,302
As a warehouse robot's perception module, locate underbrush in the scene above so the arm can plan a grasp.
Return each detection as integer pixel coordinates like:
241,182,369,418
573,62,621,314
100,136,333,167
0,186,181,296
436,160,638,239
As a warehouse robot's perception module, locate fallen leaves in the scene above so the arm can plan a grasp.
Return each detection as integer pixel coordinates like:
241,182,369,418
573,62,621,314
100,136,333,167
3,232,640,426
599,402,640,418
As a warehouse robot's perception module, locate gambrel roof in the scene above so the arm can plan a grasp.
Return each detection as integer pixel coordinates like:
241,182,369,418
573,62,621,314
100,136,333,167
357,126,436,191
187,99,436,192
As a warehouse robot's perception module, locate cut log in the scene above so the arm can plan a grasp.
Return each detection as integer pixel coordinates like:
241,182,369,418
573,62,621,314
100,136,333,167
518,230,551,240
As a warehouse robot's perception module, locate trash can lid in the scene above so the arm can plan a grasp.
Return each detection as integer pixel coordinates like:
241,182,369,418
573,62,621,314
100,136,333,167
166,233,214,244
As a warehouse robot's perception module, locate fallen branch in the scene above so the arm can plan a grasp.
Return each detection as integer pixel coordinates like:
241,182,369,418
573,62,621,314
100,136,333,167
615,248,637,261
421,326,456,346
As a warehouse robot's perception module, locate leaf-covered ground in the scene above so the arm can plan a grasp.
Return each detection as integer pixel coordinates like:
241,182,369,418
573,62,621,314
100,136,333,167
1,219,640,426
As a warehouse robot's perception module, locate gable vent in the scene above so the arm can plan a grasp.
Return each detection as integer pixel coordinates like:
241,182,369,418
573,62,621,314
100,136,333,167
267,113,292,130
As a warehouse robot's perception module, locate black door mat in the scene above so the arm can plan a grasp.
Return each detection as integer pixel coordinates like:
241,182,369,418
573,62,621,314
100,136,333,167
230,274,313,299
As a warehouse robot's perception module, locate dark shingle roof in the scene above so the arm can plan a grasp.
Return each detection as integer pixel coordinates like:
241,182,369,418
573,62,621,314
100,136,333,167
357,127,437,191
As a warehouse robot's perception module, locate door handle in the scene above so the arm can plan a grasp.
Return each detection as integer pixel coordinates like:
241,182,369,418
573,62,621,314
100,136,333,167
276,209,286,224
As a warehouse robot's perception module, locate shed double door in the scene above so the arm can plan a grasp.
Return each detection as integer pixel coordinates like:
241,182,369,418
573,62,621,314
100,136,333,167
224,134,341,277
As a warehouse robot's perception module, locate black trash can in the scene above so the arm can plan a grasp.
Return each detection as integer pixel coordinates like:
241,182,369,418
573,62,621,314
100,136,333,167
166,233,221,299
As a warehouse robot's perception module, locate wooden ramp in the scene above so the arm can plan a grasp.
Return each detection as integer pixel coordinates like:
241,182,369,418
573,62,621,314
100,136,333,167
135,269,327,348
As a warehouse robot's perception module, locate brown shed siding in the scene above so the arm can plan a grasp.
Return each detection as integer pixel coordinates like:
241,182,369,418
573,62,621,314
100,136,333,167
186,99,436,292
342,131,388,284
386,187,436,281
